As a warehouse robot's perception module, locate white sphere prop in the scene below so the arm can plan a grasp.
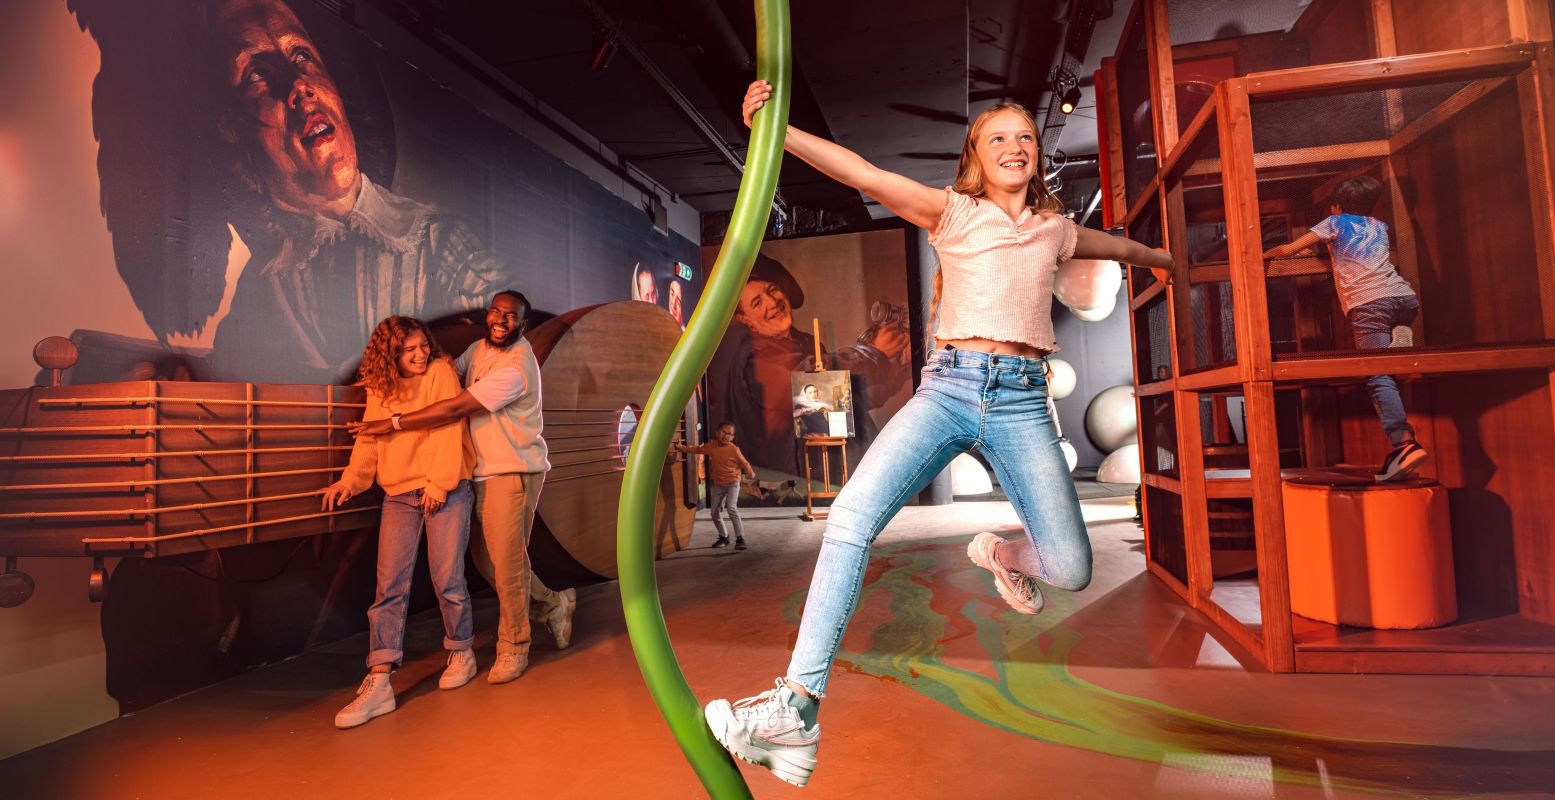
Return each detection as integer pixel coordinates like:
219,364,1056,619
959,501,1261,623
1085,384,1138,453
1060,439,1078,474
1097,443,1141,485
949,453,993,496
1053,259,1122,314
1045,357,1077,400
1069,298,1116,322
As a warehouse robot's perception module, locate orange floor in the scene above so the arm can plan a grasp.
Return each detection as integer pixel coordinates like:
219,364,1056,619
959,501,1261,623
2,499,1553,799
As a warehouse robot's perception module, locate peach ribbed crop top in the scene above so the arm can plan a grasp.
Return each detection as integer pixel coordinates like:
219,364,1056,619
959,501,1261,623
926,188,1078,353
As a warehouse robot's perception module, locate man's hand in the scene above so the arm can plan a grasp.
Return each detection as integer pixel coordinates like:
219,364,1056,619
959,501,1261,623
420,492,444,515
869,326,911,362
321,482,353,511
348,418,393,438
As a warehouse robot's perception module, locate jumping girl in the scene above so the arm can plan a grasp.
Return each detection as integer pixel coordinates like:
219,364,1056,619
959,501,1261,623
703,80,1174,787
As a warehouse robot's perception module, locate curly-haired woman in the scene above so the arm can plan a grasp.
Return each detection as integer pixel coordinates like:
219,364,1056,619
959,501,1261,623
322,316,478,729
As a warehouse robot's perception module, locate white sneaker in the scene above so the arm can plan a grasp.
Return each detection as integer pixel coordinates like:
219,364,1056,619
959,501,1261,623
335,672,395,729
966,532,1044,614
1389,325,1414,348
542,588,576,650
487,651,528,685
438,648,477,690
704,679,820,787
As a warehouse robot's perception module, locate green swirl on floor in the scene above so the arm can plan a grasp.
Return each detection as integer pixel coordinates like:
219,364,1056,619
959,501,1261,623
786,536,1554,796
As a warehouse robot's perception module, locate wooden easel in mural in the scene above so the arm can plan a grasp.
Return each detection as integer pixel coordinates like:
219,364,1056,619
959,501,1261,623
799,318,849,522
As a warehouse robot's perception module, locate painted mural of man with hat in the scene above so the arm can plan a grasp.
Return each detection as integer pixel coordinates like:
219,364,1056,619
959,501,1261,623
706,253,909,477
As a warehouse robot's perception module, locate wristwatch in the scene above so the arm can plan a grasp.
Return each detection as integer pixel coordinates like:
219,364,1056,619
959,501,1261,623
391,413,403,431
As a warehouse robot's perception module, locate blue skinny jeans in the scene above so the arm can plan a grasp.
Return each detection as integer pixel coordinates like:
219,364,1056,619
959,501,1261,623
785,348,1091,695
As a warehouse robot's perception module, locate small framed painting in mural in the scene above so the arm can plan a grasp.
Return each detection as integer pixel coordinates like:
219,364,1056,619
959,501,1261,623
791,370,853,439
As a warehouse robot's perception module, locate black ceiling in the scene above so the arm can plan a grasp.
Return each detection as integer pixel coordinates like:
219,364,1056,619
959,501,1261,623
379,0,1116,235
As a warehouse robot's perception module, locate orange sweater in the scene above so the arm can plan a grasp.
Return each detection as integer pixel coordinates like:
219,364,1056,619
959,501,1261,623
340,358,475,503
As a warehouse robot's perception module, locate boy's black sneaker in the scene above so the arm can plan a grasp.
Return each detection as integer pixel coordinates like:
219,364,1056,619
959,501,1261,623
735,538,748,551
711,536,730,549
1376,440,1428,482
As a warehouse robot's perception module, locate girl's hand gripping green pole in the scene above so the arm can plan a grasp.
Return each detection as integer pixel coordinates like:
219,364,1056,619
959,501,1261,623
616,1,789,796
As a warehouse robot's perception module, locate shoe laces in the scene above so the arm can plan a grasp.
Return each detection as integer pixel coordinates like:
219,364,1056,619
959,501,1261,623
1006,569,1039,602
730,679,798,726
348,673,388,705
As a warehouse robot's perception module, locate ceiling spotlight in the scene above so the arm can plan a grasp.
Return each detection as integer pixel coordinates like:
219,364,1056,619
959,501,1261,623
1059,85,1082,115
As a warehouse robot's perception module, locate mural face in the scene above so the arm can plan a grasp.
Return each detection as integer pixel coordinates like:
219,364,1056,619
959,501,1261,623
705,232,912,484
11,0,700,388
219,0,361,217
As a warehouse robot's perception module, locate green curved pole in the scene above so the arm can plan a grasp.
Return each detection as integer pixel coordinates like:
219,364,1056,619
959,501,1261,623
616,1,790,796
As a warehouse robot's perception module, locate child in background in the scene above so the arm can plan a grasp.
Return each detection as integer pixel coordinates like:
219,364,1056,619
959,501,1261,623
675,422,757,550
1264,175,1428,481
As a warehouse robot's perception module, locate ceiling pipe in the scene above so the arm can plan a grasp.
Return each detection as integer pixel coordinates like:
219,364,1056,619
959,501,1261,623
582,0,786,221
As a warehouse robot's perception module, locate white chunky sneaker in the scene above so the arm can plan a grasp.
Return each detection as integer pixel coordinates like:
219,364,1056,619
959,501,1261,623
438,648,477,690
487,651,528,685
704,679,820,788
334,672,395,729
966,532,1044,614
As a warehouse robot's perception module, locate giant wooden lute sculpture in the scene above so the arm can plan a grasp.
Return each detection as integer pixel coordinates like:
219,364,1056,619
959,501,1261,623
615,0,789,795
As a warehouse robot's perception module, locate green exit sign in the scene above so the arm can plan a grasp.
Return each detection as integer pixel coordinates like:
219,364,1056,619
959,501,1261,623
674,262,695,281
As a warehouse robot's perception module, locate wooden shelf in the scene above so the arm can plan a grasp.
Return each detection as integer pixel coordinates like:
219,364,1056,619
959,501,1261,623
1271,343,1555,383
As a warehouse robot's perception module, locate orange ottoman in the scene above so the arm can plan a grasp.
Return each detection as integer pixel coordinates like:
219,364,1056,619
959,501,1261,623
1281,474,1456,629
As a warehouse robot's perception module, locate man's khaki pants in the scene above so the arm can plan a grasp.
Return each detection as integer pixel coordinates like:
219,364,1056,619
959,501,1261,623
472,472,559,656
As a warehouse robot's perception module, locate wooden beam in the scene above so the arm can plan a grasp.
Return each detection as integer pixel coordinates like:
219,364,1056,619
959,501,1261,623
1205,477,1253,498
1177,364,1242,391
1244,42,1538,99
1271,344,1555,383
1194,592,1270,667
1367,0,1398,58
1129,279,1168,311
1507,0,1553,42
1388,77,1513,155
1193,255,1334,283
1099,58,1127,229
1144,0,1180,155
1185,140,1391,178
1242,381,1296,672
1145,557,1191,601
1217,80,1274,381
1160,93,1219,188
1122,175,1161,228
1164,185,1195,373
1137,377,1175,397
1517,46,1555,342
1173,387,1214,598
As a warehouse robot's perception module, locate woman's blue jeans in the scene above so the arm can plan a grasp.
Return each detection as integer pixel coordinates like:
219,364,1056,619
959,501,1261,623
366,480,475,668
785,348,1091,695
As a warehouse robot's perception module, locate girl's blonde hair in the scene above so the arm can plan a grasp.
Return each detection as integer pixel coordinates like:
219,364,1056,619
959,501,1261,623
952,102,1062,213
356,316,444,399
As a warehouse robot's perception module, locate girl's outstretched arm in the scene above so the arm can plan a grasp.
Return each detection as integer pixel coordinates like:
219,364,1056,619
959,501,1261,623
1074,226,1173,269
743,80,945,232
